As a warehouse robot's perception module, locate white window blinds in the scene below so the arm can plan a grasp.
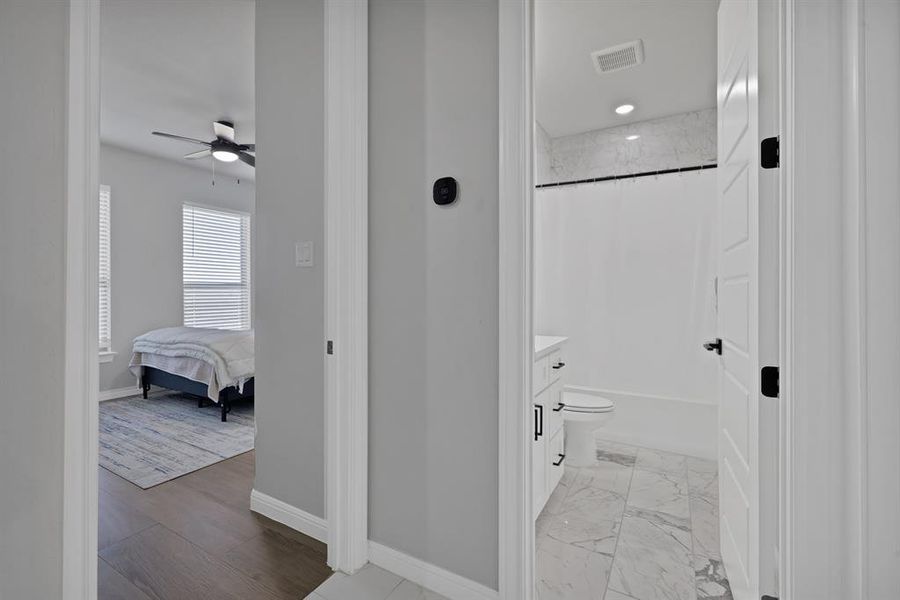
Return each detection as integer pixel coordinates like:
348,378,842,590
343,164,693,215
182,204,251,330
99,185,112,352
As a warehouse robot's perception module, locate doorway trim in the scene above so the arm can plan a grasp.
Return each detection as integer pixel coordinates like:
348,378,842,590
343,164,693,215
324,0,369,574
779,0,871,597
497,1,534,599
63,1,101,598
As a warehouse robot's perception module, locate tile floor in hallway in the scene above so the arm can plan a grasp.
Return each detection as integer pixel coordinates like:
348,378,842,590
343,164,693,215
303,439,732,600
305,564,449,600
536,439,733,600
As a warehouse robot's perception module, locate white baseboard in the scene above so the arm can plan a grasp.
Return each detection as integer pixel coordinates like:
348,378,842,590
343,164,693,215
564,385,718,459
250,489,328,543
98,385,165,402
368,541,498,600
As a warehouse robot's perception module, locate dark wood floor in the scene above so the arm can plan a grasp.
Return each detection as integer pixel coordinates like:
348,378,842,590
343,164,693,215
98,450,332,600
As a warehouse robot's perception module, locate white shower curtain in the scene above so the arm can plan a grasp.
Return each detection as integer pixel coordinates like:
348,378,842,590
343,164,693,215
534,169,719,404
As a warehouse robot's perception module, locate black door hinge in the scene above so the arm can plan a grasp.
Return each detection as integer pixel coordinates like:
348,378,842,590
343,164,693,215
326,340,334,355
761,366,779,398
761,136,780,169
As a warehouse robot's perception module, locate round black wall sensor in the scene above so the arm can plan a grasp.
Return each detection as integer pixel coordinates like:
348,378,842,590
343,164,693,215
433,177,458,206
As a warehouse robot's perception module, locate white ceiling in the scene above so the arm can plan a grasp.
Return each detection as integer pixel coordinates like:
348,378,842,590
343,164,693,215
100,0,255,176
535,0,718,138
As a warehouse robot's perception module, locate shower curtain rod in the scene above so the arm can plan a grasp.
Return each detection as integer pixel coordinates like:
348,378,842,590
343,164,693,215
535,163,717,189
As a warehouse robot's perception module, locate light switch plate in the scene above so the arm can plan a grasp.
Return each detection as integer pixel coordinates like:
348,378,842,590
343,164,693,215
295,241,314,267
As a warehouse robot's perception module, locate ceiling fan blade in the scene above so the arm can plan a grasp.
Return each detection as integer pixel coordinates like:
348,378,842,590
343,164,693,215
237,151,255,167
214,121,235,142
184,149,212,160
240,143,255,152
152,131,211,146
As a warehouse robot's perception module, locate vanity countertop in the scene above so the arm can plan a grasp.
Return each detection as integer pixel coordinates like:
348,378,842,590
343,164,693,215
534,335,568,360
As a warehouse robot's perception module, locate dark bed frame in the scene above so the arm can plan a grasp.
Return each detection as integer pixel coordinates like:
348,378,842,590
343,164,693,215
139,366,254,422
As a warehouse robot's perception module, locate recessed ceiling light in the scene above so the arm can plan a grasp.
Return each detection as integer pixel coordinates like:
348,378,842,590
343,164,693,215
615,104,635,115
626,135,640,141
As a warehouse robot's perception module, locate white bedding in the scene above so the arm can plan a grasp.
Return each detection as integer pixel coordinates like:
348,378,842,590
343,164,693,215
129,326,254,401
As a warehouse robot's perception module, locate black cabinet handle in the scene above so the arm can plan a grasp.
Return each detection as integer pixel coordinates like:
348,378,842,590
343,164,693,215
552,453,566,466
552,402,565,412
552,362,566,370
534,404,543,441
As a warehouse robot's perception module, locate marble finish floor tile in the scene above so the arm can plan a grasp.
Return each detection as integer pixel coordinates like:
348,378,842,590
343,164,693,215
636,448,688,476
313,565,403,600
575,460,634,496
558,483,628,525
604,590,639,600
694,556,733,600
307,567,451,600
689,494,720,560
306,442,733,600
536,536,613,600
608,510,695,600
534,439,731,600
626,468,690,519
385,580,449,600
687,457,721,561
543,466,578,515
541,513,619,556
687,458,718,501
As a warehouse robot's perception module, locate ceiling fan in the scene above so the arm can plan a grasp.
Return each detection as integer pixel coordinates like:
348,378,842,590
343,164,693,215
152,120,255,167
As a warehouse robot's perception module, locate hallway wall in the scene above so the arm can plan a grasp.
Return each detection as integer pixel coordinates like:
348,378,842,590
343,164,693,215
369,0,499,589
0,2,69,597
254,0,326,519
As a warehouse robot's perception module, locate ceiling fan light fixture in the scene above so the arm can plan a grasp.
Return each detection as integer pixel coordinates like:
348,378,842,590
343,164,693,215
153,121,254,168
212,149,240,162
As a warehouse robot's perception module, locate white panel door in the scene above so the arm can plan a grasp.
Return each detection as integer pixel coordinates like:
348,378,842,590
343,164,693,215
716,1,760,599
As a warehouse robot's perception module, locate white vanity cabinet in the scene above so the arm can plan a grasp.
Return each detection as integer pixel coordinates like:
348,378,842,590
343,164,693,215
533,336,567,519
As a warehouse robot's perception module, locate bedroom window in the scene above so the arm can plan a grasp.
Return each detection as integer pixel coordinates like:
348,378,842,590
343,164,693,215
99,185,112,355
182,204,251,331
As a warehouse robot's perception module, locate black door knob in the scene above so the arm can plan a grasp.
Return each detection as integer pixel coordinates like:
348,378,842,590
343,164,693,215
703,338,723,355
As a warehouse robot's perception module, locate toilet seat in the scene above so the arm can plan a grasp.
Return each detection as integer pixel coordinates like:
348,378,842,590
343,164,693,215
563,393,614,414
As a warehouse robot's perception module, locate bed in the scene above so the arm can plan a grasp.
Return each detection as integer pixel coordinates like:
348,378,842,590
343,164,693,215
129,326,254,421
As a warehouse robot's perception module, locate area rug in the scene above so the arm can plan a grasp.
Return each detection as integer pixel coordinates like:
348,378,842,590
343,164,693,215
99,393,254,489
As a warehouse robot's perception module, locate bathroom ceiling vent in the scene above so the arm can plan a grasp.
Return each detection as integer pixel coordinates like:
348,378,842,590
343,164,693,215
591,40,645,75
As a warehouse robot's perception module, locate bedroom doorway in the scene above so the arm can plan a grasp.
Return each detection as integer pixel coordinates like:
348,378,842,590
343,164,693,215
93,2,335,598
76,0,369,597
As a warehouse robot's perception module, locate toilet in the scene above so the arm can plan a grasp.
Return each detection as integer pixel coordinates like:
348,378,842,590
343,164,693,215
562,392,615,467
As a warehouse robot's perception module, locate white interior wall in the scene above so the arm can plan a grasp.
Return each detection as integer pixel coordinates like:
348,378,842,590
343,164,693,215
369,0,499,588
861,0,900,593
534,170,718,456
0,2,68,597
253,0,326,519
98,144,255,392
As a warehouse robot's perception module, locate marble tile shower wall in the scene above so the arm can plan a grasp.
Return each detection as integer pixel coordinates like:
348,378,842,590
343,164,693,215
536,108,717,185
535,121,555,184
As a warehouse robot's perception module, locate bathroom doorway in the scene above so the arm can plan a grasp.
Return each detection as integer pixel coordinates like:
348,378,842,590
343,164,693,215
507,1,782,599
